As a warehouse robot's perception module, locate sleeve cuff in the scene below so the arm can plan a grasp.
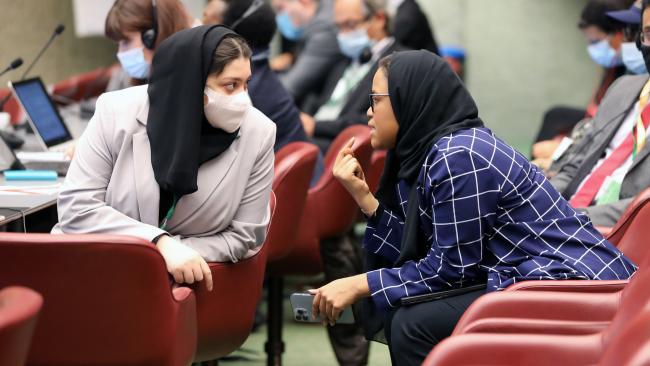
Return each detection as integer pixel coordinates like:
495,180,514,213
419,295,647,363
367,268,397,311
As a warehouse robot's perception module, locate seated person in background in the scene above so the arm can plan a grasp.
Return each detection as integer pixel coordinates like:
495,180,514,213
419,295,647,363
550,0,650,228
311,51,636,366
64,0,193,159
269,0,299,72
389,0,439,54
543,0,645,176
205,0,308,152
301,0,404,153
531,0,633,168
105,0,194,88
202,0,226,25
273,0,345,107
206,0,324,183
53,27,276,290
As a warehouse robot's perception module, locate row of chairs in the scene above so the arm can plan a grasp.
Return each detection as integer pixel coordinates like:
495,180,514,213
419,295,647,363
422,188,650,365
0,125,384,365
0,65,116,125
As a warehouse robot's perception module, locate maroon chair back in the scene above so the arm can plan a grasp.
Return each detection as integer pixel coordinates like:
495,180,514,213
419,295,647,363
599,311,650,366
367,150,387,194
606,187,650,248
52,67,114,102
312,125,373,237
269,125,373,275
0,233,197,366
267,142,319,262
0,287,42,366
602,254,650,346
192,193,275,361
610,190,650,266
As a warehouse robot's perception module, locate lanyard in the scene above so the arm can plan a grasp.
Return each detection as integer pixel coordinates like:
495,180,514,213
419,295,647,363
159,196,178,230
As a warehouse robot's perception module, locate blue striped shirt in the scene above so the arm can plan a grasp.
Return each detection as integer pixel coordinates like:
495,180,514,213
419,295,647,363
364,128,637,311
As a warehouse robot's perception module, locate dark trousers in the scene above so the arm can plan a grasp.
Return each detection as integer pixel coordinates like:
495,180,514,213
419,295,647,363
383,290,484,366
320,233,370,366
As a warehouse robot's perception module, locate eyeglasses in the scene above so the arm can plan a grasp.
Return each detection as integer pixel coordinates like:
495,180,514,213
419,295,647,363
369,93,389,112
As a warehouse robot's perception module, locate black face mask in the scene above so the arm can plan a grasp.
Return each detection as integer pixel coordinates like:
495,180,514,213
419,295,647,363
641,44,650,74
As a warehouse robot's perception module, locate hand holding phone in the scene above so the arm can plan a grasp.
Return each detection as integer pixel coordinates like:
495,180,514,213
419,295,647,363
290,293,355,325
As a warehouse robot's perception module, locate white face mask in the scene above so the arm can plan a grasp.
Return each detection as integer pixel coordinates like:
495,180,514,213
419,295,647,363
203,87,252,133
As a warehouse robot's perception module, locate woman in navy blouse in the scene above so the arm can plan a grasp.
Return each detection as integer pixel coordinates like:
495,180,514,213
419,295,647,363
309,50,637,365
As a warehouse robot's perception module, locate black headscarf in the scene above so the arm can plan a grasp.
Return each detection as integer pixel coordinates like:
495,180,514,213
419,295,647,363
147,25,240,199
363,50,484,341
375,50,485,214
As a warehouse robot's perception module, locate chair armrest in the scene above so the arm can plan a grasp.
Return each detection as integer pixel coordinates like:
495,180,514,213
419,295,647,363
452,291,619,336
504,280,628,293
423,333,600,366
170,286,197,366
461,317,609,336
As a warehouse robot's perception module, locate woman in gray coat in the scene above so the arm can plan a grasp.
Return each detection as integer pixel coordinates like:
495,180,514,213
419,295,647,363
53,26,276,291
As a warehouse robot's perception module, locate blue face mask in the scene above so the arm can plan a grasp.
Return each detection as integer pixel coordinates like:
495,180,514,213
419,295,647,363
622,42,648,74
337,29,371,60
276,12,303,41
117,47,150,79
587,38,623,67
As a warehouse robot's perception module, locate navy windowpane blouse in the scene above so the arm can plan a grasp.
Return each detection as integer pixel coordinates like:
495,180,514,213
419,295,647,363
364,128,637,311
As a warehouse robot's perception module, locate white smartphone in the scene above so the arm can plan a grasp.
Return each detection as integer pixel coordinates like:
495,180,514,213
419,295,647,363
289,293,355,325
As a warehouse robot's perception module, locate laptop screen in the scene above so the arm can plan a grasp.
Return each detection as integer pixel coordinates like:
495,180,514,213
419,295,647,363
11,78,72,148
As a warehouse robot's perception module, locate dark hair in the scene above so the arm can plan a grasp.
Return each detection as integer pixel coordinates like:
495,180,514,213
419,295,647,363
578,0,633,33
209,35,253,76
221,0,277,49
105,0,189,48
378,54,393,78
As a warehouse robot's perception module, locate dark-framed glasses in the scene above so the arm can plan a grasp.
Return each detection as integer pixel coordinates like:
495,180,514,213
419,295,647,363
369,93,389,112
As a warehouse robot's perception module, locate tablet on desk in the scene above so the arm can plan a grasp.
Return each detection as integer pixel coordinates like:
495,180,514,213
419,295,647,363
9,77,75,152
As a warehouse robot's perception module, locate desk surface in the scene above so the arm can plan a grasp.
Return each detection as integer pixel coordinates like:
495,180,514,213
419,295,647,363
0,172,64,227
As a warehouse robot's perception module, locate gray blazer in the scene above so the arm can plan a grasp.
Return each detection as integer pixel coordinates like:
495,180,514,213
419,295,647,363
52,85,276,262
551,74,650,227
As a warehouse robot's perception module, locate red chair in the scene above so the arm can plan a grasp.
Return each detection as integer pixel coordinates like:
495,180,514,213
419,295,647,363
603,187,650,247
0,287,42,366
424,255,650,366
191,193,276,362
267,142,319,262
52,66,114,103
268,125,373,275
0,233,197,366
264,143,319,366
599,311,650,366
265,125,373,365
366,150,386,194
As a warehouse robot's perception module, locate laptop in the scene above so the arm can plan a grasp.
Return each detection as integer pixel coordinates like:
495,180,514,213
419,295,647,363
9,77,75,152
7,78,72,174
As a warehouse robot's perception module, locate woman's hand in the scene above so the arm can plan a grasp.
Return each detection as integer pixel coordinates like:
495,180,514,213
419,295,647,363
156,235,213,291
309,274,370,326
333,137,379,215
